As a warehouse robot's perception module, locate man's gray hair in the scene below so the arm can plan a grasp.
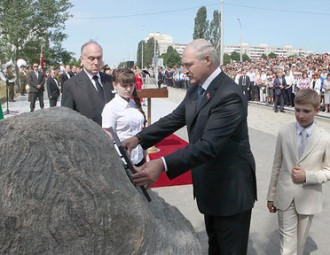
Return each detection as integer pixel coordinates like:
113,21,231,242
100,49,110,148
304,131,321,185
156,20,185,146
80,40,103,56
188,39,220,67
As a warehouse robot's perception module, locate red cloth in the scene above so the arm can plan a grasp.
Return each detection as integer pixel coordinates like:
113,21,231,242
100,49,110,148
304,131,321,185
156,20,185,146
149,134,192,188
135,73,143,102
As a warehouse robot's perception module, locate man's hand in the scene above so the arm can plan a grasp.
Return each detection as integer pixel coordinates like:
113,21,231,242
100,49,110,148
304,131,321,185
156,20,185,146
122,136,140,154
133,159,165,188
267,201,277,213
292,165,306,184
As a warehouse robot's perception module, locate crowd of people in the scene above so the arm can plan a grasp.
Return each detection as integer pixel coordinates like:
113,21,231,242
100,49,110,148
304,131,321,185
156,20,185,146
155,53,330,114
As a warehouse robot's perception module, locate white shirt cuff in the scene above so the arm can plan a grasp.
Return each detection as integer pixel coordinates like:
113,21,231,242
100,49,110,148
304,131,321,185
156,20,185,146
161,157,168,172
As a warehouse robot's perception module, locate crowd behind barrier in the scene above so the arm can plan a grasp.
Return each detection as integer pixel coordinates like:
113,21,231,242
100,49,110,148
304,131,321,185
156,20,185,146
154,53,330,113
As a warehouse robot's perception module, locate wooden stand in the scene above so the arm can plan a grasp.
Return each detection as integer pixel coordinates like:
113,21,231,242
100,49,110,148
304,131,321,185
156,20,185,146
137,88,168,153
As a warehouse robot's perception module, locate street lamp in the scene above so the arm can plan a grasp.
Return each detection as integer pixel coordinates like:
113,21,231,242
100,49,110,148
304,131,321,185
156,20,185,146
141,40,144,69
237,18,242,62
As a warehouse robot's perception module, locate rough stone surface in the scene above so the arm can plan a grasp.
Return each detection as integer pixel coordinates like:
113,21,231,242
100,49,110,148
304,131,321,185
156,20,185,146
0,107,201,255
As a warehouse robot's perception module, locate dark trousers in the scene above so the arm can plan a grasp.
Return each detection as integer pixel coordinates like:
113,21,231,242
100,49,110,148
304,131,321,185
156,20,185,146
30,91,44,111
205,209,252,255
274,92,285,111
49,96,58,107
242,85,250,101
284,87,293,106
8,82,15,100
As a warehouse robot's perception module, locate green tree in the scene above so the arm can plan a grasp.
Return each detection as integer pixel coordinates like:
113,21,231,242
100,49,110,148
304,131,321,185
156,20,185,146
208,10,220,51
162,46,181,68
193,6,209,39
136,38,158,68
261,53,268,59
230,51,240,62
268,52,277,59
242,53,251,62
223,53,231,65
0,0,73,67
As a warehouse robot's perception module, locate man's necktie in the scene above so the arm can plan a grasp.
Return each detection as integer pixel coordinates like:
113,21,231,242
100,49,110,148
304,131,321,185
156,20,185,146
242,76,246,85
196,86,205,110
92,75,105,101
298,129,308,158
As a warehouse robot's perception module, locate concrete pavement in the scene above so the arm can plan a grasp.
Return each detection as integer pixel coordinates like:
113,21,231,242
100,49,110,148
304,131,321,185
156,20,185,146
2,86,330,254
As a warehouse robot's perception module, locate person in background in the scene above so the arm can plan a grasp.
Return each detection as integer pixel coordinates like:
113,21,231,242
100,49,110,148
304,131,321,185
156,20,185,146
284,69,294,107
266,72,274,105
123,39,257,254
297,71,312,90
273,70,287,113
61,40,114,126
322,73,330,113
267,88,330,255
47,66,61,107
60,65,72,93
18,65,28,96
133,66,143,103
5,64,16,102
28,63,45,112
102,68,146,166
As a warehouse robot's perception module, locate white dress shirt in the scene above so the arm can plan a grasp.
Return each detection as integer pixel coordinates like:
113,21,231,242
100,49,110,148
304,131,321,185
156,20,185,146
102,94,145,164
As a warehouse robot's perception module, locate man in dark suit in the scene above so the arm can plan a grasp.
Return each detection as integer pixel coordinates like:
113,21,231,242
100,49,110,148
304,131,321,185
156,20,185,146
273,70,287,113
28,63,45,112
61,40,114,126
59,64,72,93
47,66,60,107
238,70,251,101
123,39,257,254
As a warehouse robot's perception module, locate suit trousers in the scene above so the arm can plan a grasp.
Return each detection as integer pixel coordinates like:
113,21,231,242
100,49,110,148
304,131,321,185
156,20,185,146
49,96,59,107
204,209,252,255
278,200,313,255
30,91,44,111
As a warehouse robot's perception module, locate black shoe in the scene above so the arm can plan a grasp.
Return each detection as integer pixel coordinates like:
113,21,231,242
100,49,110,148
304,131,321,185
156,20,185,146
30,109,34,112
280,110,285,113
274,109,278,113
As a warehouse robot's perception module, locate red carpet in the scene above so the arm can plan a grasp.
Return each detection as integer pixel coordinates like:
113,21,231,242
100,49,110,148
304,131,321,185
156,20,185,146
149,134,192,188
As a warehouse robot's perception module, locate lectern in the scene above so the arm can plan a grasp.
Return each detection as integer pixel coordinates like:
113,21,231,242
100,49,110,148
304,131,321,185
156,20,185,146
137,87,168,126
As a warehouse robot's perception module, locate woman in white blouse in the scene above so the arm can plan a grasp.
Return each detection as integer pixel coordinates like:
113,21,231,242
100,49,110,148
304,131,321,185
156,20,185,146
102,68,146,166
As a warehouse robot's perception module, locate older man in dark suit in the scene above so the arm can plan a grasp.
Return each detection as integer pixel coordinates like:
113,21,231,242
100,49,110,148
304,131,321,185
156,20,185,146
61,40,114,126
123,39,257,254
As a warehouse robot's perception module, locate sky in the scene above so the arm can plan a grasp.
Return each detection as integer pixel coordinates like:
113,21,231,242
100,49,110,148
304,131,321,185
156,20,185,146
62,0,330,68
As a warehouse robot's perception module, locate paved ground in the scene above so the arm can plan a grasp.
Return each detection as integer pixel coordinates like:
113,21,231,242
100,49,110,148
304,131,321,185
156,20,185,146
2,86,330,254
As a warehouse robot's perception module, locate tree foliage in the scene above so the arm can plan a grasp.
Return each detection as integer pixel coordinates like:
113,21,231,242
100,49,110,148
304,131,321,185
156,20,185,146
0,0,73,67
223,53,231,65
208,10,220,51
230,51,240,62
161,46,181,68
136,38,158,68
242,53,251,62
193,6,209,39
268,52,277,59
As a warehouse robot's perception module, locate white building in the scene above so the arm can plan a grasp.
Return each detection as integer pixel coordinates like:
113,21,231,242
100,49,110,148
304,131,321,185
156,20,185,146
145,32,313,59
224,43,313,59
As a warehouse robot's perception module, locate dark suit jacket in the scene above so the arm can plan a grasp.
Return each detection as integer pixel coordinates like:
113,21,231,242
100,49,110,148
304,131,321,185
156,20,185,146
138,71,257,216
238,75,250,87
61,70,114,126
47,77,60,99
273,77,287,95
28,70,45,93
60,72,71,93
